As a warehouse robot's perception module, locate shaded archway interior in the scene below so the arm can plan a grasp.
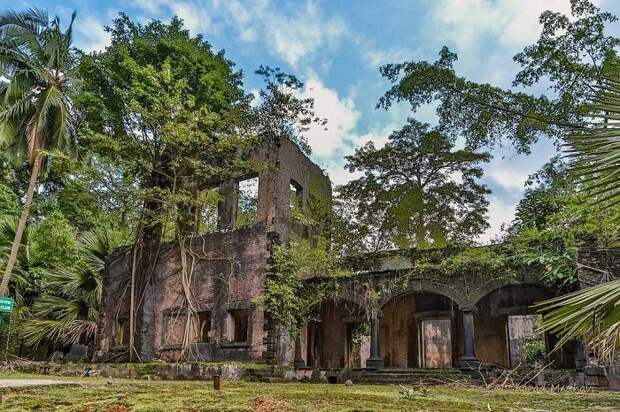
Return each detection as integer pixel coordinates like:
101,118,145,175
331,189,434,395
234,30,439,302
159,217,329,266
380,291,459,368
305,299,370,369
474,283,576,368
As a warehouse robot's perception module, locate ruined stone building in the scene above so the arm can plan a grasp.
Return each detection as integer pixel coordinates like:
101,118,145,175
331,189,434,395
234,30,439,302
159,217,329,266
97,137,584,371
97,137,330,363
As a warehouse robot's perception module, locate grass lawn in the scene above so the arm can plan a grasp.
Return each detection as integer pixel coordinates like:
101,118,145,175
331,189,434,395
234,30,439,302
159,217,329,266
0,373,619,411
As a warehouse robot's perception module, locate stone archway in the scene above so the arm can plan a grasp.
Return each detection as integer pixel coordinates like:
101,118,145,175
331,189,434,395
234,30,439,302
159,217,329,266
380,291,460,368
310,298,369,369
472,283,576,368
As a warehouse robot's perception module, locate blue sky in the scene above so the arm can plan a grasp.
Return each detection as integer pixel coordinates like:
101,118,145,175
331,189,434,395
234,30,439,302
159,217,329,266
23,0,620,241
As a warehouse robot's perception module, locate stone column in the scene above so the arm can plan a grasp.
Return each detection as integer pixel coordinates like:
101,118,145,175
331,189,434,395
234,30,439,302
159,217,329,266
366,312,384,369
575,339,587,371
294,330,305,368
459,307,480,369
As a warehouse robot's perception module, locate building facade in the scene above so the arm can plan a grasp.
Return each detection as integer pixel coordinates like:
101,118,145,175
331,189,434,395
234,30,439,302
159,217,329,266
96,137,583,371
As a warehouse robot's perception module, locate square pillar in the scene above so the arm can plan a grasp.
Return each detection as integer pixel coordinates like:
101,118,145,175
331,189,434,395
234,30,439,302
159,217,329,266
294,331,306,368
459,307,480,369
366,313,384,369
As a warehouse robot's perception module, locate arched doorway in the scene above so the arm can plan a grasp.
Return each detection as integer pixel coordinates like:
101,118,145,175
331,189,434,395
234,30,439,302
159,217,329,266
380,292,459,368
473,283,575,368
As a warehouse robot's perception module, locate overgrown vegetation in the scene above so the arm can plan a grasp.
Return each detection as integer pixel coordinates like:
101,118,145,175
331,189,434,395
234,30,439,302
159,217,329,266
1,0,620,365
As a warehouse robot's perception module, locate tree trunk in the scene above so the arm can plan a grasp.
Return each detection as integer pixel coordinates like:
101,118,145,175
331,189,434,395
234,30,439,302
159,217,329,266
127,168,168,361
0,154,43,296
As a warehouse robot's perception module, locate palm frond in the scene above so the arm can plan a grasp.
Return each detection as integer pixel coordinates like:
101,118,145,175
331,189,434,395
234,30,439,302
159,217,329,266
0,7,77,165
567,78,620,205
21,227,125,348
536,279,620,357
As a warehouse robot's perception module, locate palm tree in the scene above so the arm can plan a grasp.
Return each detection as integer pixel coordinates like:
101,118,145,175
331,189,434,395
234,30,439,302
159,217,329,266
22,229,126,348
536,77,620,361
0,9,77,295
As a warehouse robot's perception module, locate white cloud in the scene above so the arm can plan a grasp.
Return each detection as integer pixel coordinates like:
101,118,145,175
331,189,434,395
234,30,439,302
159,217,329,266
363,47,421,68
479,195,516,243
425,0,577,55
74,15,111,53
237,1,347,67
485,163,531,191
301,76,360,157
133,0,346,68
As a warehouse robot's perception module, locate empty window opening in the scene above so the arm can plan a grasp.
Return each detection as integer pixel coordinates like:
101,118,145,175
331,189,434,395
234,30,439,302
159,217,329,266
507,315,546,368
290,180,303,209
114,318,130,347
227,310,249,343
236,177,259,227
198,188,221,234
195,311,211,343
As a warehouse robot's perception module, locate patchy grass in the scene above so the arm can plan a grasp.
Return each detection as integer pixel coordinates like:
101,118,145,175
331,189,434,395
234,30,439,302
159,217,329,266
0,373,618,411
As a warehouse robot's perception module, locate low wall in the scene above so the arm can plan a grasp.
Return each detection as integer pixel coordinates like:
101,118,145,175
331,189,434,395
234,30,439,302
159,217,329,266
16,361,268,381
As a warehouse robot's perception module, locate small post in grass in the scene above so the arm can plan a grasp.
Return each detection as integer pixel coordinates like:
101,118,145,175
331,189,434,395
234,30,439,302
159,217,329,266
213,367,222,390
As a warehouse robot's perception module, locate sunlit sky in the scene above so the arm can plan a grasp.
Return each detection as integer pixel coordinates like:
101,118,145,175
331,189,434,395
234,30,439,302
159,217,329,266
26,0,620,241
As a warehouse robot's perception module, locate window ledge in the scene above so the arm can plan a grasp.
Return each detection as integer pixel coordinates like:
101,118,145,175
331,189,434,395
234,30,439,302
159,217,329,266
221,342,250,348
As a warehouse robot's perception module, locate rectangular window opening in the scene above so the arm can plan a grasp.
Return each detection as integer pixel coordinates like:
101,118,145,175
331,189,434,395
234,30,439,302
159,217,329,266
290,180,303,210
236,177,259,227
195,311,211,343
114,318,130,347
198,188,221,234
227,309,249,343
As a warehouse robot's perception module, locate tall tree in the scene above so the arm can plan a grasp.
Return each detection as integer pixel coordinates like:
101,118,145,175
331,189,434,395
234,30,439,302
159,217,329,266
77,14,254,359
339,119,490,250
0,9,78,295
377,0,619,154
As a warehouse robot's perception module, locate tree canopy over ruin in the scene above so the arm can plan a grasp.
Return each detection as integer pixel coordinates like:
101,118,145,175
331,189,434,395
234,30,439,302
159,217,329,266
0,0,619,362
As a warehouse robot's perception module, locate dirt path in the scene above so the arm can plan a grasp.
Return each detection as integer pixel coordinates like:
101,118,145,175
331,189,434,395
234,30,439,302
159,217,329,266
0,379,76,388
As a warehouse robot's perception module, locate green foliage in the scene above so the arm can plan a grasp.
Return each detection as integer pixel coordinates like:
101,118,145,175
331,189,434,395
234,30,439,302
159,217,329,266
253,66,326,155
534,73,620,358
0,8,78,165
29,211,80,270
436,247,511,277
76,13,255,243
566,76,620,204
377,0,619,153
0,181,18,217
508,157,620,288
535,278,620,361
264,238,346,331
22,228,127,347
399,385,430,400
522,335,547,366
339,119,490,250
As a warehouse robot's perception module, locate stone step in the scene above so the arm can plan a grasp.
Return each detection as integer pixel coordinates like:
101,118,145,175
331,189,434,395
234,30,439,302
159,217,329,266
370,370,464,376
358,368,471,385
361,374,466,381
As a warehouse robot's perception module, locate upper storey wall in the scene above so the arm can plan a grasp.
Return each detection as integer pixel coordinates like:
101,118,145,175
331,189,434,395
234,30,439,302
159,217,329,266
216,136,332,239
